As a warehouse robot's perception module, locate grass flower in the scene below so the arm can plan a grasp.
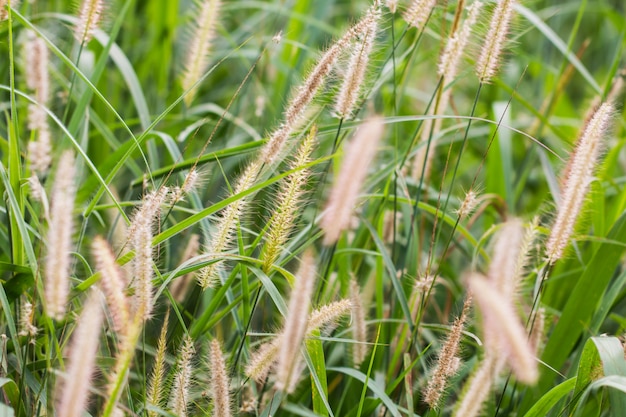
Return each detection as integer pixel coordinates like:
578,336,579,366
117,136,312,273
92,235,130,335
261,1,382,164
147,312,170,417
476,0,516,82
55,290,104,417
403,0,436,29
262,126,316,272
209,339,231,417
75,0,106,43
321,116,384,245
275,250,317,392
168,336,195,417
0,0,20,20
546,102,614,263
349,280,368,366
181,0,221,106
45,151,77,320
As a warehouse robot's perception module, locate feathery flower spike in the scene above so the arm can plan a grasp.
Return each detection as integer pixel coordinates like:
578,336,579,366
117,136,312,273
56,290,104,417
261,1,381,164
275,251,317,392
75,0,106,43
321,116,384,245
423,296,472,408
487,218,524,297
469,273,538,384
403,0,436,29
546,102,614,263
350,280,368,366
476,0,516,82
0,0,20,21
452,354,502,417
168,336,195,417
262,127,317,272
181,0,221,106
45,151,77,320
147,311,170,417
92,235,130,335
334,5,381,118
198,158,262,288
209,339,231,417
129,187,169,321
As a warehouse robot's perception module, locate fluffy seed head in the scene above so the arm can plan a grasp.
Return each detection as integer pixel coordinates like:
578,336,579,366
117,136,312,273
45,151,77,320
334,5,381,118
306,299,353,334
456,189,479,219
438,1,483,81
349,280,368,366
321,116,384,245
261,1,381,164
147,312,170,417
168,336,195,417
56,290,104,417
75,0,106,43
0,0,20,20
452,355,502,417
92,236,130,335
487,218,525,297
129,187,169,320
546,102,614,263
198,159,262,288
262,127,317,272
468,274,538,384
209,339,231,417
18,300,37,339
246,337,281,382
423,296,472,408
181,0,221,106
403,0,436,29
275,251,318,392
476,0,516,82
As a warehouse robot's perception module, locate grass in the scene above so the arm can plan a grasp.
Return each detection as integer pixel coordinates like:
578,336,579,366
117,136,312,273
0,0,625,416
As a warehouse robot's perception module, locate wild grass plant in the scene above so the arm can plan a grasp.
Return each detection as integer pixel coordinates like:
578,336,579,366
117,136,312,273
0,0,625,416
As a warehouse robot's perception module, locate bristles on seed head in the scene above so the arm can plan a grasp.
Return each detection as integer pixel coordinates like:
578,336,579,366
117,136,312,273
0,0,20,21
468,274,538,384
56,290,104,417
168,336,195,417
306,299,352,335
438,1,483,81
455,189,480,219
198,159,262,288
92,236,130,335
475,0,516,82
129,187,169,320
74,0,106,43
334,5,381,119
147,311,169,417
181,0,221,106
423,296,471,408
403,0,436,29
262,127,317,272
45,151,77,320
546,102,614,263
261,2,380,164
487,218,525,297
452,355,502,417
275,251,318,392
321,116,384,245
349,280,368,366
245,337,281,382
209,339,231,417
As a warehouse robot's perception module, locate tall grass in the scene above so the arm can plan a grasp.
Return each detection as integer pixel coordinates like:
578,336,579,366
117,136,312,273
0,0,625,416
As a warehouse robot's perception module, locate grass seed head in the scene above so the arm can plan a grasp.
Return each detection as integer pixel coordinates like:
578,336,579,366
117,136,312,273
403,0,436,29
475,0,516,82
75,0,106,43
209,339,232,417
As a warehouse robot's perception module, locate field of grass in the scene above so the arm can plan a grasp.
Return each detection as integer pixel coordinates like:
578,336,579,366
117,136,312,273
1,0,625,416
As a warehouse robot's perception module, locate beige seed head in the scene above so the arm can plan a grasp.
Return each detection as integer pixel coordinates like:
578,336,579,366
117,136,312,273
168,336,195,417
546,102,614,263
261,1,381,164
452,354,503,417
468,274,538,384
209,339,231,417
487,218,525,297
75,0,106,43
92,235,130,335
0,0,20,21
45,151,77,320
181,0,221,106
349,280,368,366
403,0,436,29
147,312,170,417
56,290,104,417
476,0,516,82
321,116,384,245
275,251,317,392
